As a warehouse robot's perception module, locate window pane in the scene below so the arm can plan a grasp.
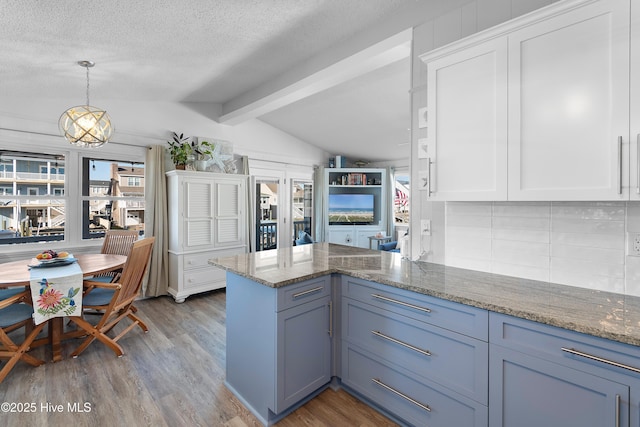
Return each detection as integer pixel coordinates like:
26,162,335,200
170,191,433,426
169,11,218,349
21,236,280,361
83,158,145,240
0,151,66,245
394,174,410,224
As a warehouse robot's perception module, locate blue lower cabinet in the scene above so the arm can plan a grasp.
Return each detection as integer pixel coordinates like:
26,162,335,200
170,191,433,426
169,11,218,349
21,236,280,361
342,342,488,427
276,295,332,413
226,273,332,426
489,344,629,427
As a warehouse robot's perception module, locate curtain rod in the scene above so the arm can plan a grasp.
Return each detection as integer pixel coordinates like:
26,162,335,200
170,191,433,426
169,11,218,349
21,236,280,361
0,127,152,149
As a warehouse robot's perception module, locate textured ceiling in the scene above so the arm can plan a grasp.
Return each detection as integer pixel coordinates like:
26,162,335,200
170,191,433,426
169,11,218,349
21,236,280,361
1,0,425,162
0,0,412,103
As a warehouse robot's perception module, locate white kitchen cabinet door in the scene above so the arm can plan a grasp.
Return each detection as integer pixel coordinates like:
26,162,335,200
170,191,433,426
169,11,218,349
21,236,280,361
631,0,640,200
507,0,629,200
426,37,508,201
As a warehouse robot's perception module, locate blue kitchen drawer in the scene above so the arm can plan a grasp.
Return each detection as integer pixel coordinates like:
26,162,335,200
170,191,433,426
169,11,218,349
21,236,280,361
341,342,488,427
490,312,640,381
341,276,488,341
276,275,331,311
343,296,488,404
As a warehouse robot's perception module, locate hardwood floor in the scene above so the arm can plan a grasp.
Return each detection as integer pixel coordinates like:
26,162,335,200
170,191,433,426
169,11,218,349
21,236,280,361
0,290,398,427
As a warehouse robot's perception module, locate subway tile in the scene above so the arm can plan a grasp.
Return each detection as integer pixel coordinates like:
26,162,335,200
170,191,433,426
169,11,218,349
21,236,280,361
625,256,640,297
551,258,625,280
434,7,462,48
446,255,492,273
493,215,550,231
551,202,625,221
627,202,640,233
551,262,625,293
446,214,492,228
492,201,550,217
552,244,625,265
477,0,511,31
460,2,477,38
551,218,625,234
551,231,624,250
492,261,549,283
493,239,549,268
447,225,492,240
446,201,492,216
446,235,492,260
492,228,549,243
511,0,554,18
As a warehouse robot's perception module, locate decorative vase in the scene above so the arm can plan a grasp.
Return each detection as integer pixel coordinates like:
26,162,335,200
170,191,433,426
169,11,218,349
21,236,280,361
195,160,208,171
175,164,186,170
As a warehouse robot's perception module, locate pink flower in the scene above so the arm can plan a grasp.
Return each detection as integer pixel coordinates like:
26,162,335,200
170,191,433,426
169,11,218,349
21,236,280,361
37,287,63,310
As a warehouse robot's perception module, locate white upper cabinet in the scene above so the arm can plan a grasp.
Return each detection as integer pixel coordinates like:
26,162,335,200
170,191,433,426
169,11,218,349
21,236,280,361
630,0,640,200
426,38,508,201
420,0,631,201
508,0,629,200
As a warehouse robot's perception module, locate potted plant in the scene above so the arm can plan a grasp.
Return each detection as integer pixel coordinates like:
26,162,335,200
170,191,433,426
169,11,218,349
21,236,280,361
167,132,193,169
193,140,215,171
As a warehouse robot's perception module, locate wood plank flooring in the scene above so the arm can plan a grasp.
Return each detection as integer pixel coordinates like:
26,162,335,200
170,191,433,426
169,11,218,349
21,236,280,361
0,290,398,427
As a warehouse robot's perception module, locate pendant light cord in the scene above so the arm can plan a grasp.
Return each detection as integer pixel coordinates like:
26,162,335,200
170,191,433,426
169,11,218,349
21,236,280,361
85,65,90,106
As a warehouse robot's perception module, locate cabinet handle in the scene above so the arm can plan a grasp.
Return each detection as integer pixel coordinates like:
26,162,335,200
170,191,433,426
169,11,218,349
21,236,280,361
615,394,620,427
371,330,431,357
637,134,640,194
372,378,431,412
292,286,323,299
426,157,433,196
371,293,431,313
561,347,640,374
328,301,333,338
618,136,623,195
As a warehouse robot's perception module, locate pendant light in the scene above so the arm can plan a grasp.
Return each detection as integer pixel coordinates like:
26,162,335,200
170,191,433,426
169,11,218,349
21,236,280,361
59,60,113,148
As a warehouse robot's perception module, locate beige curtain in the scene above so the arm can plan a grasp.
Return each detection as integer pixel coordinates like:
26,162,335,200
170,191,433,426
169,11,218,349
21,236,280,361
143,145,169,296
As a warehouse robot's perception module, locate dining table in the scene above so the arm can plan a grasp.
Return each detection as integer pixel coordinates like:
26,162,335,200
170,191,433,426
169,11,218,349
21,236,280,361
0,253,127,362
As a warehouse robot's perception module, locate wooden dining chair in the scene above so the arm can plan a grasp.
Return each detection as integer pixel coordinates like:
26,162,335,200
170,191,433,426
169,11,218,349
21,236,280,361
0,290,46,383
69,237,155,358
94,230,139,283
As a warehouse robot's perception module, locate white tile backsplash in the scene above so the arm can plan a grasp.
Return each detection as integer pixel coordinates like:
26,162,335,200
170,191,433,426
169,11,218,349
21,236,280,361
444,201,640,296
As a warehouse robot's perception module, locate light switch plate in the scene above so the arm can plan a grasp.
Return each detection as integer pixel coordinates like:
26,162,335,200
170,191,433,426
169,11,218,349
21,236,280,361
421,219,431,236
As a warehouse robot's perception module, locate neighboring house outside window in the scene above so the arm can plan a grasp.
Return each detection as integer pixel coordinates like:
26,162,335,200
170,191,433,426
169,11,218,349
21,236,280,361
82,159,145,240
0,152,67,243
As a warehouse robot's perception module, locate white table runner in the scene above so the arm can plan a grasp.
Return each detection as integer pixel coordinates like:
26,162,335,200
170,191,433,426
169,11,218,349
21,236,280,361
29,262,83,325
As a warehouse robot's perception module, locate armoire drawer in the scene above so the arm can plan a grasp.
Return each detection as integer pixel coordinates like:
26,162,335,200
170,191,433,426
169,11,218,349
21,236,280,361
343,297,488,404
183,267,226,290
342,342,488,427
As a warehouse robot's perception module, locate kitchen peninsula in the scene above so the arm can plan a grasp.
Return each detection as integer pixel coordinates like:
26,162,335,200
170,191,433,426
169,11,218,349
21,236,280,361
211,243,640,427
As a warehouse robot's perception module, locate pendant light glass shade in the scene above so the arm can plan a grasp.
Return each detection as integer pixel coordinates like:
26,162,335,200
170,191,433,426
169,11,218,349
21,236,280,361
59,105,113,147
59,61,113,148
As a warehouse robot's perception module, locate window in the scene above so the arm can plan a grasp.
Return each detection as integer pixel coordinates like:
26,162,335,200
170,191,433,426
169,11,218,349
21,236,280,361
394,174,410,225
0,151,66,244
82,158,145,240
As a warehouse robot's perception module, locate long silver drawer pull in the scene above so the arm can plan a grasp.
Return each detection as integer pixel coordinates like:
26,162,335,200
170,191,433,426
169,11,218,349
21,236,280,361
292,286,323,299
372,378,431,412
561,347,640,374
618,136,623,195
616,394,620,427
372,330,431,357
371,293,431,313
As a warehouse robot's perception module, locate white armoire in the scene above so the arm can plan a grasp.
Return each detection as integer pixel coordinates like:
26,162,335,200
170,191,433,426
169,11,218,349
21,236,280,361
166,170,248,302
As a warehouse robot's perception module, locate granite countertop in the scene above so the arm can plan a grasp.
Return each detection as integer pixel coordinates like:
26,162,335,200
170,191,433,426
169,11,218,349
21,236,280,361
210,243,640,347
